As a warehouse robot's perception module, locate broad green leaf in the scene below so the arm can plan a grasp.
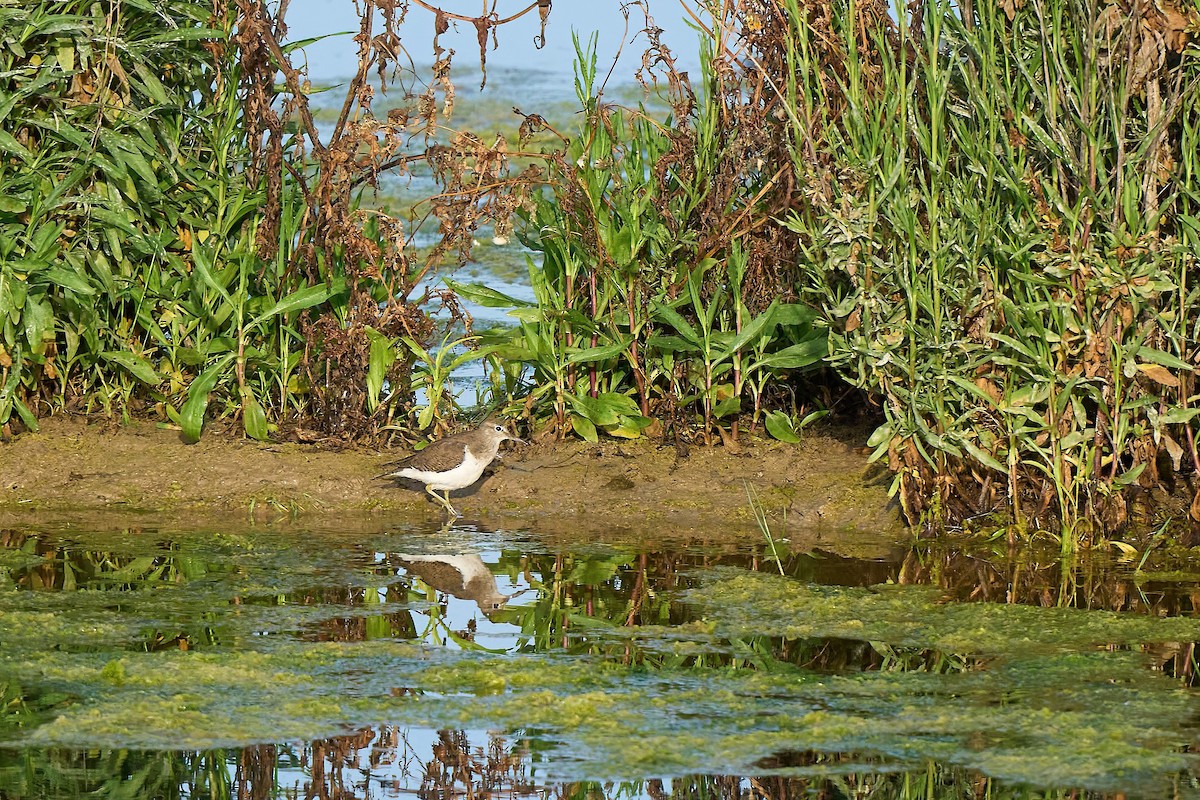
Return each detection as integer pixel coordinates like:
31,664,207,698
571,414,598,442
189,240,234,306
1136,347,1193,372
242,394,269,441
42,266,95,294
652,303,701,346
365,327,398,413
961,439,1007,474
568,392,639,428
145,27,224,43
764,410,801,443
248,279,342,328
180,354,235,444
508,308,546,323
714,396,741,418
445,278,533,308
1113,462,1147,488
101,351,162,385
608,416,649,438
0,130,30,162
647,334,700,354
131,61,169,104
565,337,633,364
1160,407,1200,425
754,339,826,370
12,396,38,432
23,297,53,351
90,207,139,238
773,303,818,327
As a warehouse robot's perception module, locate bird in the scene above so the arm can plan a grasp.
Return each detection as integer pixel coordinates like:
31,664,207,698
379,418,525,517
395,553,512,616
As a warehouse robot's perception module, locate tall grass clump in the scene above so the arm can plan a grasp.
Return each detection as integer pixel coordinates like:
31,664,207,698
773,0,1200,535
0,0,543,442
463,31,828,445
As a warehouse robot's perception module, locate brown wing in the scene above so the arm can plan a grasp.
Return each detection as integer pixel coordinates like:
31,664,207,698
380,436,469,475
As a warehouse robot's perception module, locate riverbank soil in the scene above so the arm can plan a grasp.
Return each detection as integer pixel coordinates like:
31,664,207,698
0,415,903,550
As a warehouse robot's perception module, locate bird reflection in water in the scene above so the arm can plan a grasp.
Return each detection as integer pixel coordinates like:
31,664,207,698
396,552,523,617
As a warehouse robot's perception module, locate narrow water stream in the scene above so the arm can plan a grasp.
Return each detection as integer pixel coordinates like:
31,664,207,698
0,517,1196,799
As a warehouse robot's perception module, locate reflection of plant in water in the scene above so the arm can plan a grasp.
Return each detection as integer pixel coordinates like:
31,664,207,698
901,541,1200,683
487,549,975,676
0,728,1167,800
3,524,1199,795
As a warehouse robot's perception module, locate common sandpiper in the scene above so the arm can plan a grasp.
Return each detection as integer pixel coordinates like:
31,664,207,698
380,418,525,516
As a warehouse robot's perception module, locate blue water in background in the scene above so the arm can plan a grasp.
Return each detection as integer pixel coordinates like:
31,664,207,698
286,0,703,82
291,3,705,411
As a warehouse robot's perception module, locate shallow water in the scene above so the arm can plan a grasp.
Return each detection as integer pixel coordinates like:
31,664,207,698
0,516,1197,799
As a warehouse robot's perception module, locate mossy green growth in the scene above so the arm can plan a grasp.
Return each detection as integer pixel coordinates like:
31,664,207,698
683,568,1200,653
1,525,1197,795
3,634,1195,793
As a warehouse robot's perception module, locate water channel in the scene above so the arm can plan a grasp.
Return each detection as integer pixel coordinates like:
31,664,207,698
0,516,1197,798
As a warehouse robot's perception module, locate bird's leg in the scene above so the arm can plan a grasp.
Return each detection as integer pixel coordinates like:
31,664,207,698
442,490,461,517
425,485,459,517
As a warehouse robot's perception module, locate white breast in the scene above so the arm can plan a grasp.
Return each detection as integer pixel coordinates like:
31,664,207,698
396,445,490,491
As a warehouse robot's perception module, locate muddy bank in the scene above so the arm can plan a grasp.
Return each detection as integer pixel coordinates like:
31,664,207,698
0,416,904,551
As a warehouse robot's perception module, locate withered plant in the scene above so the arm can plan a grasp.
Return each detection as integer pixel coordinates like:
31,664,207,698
0,0,553,443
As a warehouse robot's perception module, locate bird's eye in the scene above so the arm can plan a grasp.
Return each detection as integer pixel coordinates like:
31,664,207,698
494,425,504,432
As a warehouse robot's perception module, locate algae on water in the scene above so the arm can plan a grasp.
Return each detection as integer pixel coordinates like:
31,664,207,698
0,525,1197,796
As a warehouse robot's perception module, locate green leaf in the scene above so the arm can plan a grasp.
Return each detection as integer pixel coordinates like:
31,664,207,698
89,207,140,238
12,396,38,432
189,241,234,306
242,394,269,441
565,337,633,364
646,334,699,354
713,303,777,362
23,297,53,351
608,415,651,438
365,327,398,413
507,308,546,323
131,61,169,105
248,279,342,328
754,339,827,370
1160,407,1200,425
145,27,225,44
1112,462,1147,488
773,303,818,327
445,278,533,308
961,438,1007,474
652,303,701,346
41,266,95,294
0,129,31,162
180,354,235,444
571,414,598,442
569,392,640,428
714,396,741,418
1136,347,1193,372
101,351,162,385
764,410,801,443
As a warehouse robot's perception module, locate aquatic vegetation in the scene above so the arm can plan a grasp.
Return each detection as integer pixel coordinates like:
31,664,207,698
0,521,1197,796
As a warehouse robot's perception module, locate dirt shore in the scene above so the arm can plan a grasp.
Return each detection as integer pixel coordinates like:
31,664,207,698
0,416,904,552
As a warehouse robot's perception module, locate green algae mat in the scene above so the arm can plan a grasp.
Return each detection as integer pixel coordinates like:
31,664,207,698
0,519,1197,799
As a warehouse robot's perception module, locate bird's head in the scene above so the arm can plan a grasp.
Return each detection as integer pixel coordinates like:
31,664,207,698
480,418,526,447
